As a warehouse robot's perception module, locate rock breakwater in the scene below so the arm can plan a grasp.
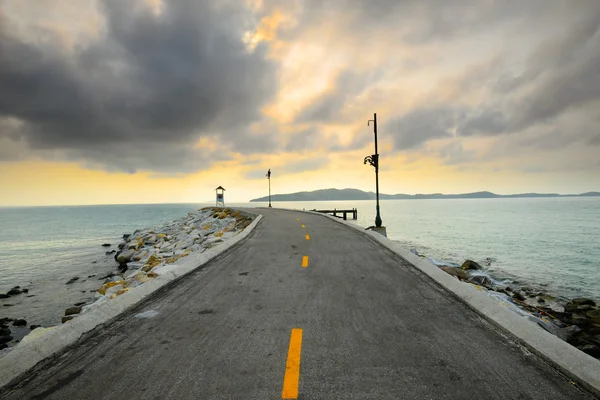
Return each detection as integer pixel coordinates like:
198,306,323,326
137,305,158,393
413,249,600,360
1,207,254,354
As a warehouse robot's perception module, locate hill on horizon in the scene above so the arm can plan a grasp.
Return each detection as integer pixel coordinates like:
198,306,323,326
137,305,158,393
249,188,600,202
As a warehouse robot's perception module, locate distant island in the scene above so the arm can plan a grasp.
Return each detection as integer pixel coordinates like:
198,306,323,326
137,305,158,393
249,189,600,202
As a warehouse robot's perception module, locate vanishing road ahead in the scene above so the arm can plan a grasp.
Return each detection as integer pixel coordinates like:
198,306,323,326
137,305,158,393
1,208,593,399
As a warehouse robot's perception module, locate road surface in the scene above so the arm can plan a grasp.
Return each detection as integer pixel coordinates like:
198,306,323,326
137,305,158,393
0,208,593,399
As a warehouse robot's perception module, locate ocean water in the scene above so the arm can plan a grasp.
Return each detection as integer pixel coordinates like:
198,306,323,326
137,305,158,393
1,198,599,328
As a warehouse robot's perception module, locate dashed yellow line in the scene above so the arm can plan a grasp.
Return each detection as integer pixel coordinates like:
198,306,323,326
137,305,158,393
301,256,309,268
301,224,306,228
296,218,300,221
305,234,310,241
282,328,303,399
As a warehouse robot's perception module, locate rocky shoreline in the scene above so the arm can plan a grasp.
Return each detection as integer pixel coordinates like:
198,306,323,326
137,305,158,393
417,251,600,360
0,207,254,354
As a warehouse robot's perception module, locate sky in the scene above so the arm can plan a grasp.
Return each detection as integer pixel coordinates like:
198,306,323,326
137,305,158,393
0,0,599,205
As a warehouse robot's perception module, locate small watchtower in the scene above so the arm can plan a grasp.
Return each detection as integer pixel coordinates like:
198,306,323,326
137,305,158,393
215,186,225,207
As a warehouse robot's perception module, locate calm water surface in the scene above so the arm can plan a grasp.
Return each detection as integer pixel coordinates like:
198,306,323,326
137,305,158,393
0,198,598,327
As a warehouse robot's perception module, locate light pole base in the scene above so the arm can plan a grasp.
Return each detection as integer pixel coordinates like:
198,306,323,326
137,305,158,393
369,226,387,237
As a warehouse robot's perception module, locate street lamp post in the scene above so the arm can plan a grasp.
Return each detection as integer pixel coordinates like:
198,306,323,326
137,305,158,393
267,169,272,207
364,113,385,234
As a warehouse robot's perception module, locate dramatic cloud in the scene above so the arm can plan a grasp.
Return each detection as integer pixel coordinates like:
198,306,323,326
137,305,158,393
1,0,599,179
0,0,277,173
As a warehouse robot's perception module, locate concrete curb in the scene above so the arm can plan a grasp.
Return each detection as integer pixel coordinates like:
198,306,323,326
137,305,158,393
277,207,600,397
0,213,263,390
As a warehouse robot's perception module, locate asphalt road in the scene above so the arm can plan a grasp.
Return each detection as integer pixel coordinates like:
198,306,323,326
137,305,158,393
1,208,594,399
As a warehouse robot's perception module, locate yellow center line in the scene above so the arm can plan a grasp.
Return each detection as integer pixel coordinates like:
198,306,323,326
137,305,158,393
296,218,300,221
301,256,309,268
305,234,310,241
282,328,303,399
301,224,305,228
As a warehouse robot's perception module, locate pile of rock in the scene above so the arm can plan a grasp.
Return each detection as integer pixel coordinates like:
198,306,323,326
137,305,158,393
434,258,600,359
75,208,253,316
552,298,600,357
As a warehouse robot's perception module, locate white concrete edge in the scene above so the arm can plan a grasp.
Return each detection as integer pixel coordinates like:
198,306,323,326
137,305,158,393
0,212,263,390
273,206,600,397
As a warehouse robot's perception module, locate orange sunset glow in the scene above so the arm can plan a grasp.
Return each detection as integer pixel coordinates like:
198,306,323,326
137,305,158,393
1,0,598,206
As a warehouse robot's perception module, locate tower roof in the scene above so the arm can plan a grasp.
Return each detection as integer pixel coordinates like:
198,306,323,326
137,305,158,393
215,186,226,191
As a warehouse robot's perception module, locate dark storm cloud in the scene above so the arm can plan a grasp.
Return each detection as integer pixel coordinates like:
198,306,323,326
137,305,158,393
386,107,459,150
0,0,278,173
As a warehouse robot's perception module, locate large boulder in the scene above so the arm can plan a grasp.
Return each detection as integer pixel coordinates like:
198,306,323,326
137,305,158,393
439,266,469,281
144,234,157,245
117,249,136,264
461,260,483,271
12,319,26,327
565,298,597,312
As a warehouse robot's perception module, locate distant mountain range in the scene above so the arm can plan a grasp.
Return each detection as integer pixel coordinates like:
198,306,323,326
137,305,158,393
249,189,600,202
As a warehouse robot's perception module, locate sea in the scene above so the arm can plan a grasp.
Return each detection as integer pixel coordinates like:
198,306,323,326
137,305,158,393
0,198,599,328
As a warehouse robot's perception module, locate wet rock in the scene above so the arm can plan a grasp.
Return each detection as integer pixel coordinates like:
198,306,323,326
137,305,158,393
537,297,546,304
30,325,41,330
577,344,600,358
65,306,82,316
461,260,482,271
439,266,469,280
101,243,111,247
572,298,596,307
12,319,27,327
74,302,86,307
585,308,600,324
512,292,525,301
468,275,493,288
62,316,74,323
0,335,12,345
118,242,126,250
3,304,14,307
105,251,113,256
66,277,80,284
6,288,22,296
565,299,596,312
0,328,10,336
0,294,9,299
22,288,29,293
123,234,131,240
520,287,531,293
